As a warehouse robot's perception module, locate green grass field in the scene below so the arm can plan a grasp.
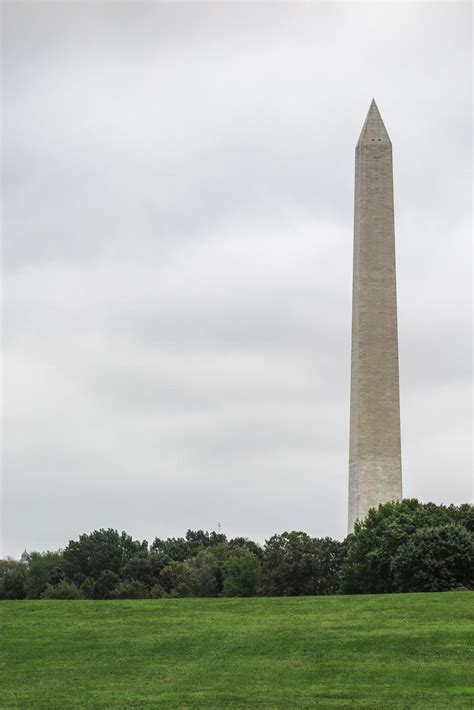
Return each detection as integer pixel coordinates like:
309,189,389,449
1,592,473,709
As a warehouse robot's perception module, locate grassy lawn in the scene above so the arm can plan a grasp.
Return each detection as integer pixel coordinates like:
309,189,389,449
1,592,473,708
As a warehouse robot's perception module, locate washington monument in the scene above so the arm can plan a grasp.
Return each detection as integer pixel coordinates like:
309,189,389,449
348,99,402,531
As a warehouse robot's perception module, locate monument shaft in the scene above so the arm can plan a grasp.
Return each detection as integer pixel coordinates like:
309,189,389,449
348,100,402,531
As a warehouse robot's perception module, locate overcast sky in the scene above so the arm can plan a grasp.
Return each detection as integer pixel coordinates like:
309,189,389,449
2,1,472,558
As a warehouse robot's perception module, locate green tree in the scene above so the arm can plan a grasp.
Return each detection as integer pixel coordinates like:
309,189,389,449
111,580,148,599
150,531,228,564
260,533,346,596
188,551,219,597
222,547,261,597
0,559,19,576
208,531,227,547
392,523,473,592
149,582,166,598
150,537,190,562
261,532,316,596
229,537,263,560
42,581,82,599
0,561,27,600
91,570,120,599
185,530,227,552
63,529,147,585
340,499,474,594
120,552,166,588
159,561,199,597
26,551,64,598
185,529,211,552
310,537,347,595
80,577,95,599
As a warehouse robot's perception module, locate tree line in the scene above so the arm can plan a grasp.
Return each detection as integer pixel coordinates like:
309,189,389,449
1,500,472,600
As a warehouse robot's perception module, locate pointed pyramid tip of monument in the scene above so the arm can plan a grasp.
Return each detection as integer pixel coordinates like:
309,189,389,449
369,98,381,114
357,98,391,147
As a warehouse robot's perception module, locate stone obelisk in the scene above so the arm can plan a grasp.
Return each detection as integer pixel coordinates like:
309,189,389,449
348,99,402,532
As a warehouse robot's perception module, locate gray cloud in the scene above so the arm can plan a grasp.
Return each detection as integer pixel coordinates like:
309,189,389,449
2,1,472,557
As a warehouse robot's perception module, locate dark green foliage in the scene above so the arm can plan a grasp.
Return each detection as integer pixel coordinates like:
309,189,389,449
187,551,219,597
340,499,474,594
222,547,261,596
159,561,199,597
185,529,227,552
261,532,345,596
47,528,259,599
26,551,64,599
392,523,473,592
120,552,166,586
149,582,166,598
79,578,95,599
208,531,228,546
150,537,190,562
185,529,211,548
310,537,348,594
0,562,27,600
91,570,120,599
63,529,147,585
229,537,263,560
7,501,471,601
0,557,21,599
111,580,148,599
41,581,83,599
261,532,313,596
150,529,228,563
0,559,19,577
60,527,339,598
